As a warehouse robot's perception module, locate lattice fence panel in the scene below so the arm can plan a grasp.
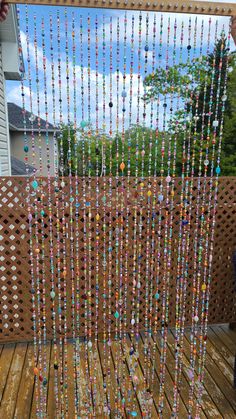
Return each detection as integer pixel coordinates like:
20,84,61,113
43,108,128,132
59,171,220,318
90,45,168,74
0,177,235,342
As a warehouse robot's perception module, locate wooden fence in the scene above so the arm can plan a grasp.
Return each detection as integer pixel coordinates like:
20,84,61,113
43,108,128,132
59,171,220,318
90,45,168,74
0,176,235,343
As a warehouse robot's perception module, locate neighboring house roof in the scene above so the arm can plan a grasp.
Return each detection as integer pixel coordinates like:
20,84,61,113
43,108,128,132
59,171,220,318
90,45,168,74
8,102,56,133
11,156,34,176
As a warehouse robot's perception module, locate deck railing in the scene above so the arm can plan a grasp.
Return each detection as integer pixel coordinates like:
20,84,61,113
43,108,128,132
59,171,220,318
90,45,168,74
0,176,235,342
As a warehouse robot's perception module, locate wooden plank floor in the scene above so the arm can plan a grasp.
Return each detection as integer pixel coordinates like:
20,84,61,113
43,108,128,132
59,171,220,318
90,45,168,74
0,325,235,418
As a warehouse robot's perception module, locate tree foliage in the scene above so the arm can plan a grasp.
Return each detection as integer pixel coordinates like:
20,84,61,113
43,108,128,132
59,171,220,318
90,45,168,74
59,35,236,177
144,35,236,176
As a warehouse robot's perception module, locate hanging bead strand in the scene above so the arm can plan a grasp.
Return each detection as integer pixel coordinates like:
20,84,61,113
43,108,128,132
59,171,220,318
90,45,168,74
71,12,80,414
114,16,123,416
151,13,164,397
158,16,172,414
18,5,40,416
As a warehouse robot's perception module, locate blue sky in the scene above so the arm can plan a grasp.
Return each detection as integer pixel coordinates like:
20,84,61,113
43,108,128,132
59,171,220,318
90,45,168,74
6,5,232,132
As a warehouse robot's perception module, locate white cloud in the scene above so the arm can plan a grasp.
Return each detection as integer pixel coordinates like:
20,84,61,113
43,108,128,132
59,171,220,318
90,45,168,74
7,27,164,131
7,10,232,134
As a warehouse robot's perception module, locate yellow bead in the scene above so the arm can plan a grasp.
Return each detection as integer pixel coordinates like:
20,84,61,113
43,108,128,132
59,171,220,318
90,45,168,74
201,284,207,291
140,182,144,187
95,214,100,221
147,190,152,197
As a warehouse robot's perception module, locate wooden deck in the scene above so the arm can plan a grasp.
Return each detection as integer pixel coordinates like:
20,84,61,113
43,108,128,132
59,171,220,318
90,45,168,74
0,324,235,418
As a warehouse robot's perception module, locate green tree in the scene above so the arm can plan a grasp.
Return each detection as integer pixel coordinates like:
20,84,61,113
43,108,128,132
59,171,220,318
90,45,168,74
220,55,236,175
58,36,236,178
144,35,236,176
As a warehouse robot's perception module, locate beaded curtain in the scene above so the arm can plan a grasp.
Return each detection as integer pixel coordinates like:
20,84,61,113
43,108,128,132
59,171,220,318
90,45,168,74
15,5,231,418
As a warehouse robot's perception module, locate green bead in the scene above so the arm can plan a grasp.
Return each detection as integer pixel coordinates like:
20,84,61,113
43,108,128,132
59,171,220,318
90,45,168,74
80,120,87,128
50,290,56,299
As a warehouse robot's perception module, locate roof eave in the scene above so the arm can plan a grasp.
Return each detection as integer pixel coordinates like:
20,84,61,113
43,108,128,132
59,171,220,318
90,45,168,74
0,6,24,80
9,124,57,134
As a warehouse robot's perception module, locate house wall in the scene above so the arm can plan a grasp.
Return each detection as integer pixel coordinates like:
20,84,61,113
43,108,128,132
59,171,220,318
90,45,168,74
0,45,11,176
10,131,57,177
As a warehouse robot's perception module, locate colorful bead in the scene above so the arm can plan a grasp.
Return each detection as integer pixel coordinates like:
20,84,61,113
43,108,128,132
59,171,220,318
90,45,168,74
31,180,38,189
80,120,87,128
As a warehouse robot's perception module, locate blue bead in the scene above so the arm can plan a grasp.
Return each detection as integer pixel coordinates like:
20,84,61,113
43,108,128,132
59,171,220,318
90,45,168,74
121,90,127,98
24,145,29,153
31,180,38,190
158,194,164,202
155,293,160,299
131,412,138,417
144,45,149,52
216,166,221,175
182,220,188,226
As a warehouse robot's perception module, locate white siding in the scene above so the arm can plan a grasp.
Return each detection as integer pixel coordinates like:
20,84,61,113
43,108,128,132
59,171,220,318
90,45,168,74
11,131,57,177
0,44,10,176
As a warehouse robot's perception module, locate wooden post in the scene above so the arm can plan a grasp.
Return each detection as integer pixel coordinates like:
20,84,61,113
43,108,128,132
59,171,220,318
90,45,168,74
6,0,236,16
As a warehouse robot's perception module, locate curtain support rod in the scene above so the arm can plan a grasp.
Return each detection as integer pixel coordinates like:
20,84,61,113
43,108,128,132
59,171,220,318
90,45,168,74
6,0,236,16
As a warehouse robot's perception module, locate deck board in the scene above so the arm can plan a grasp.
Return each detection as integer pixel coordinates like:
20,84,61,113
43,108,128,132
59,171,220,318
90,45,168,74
0,325,235,418
14,343,35,419
0,343,15,404
220,325,236,354
207,327,235,370
183,331,235,418
0,343,26,418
